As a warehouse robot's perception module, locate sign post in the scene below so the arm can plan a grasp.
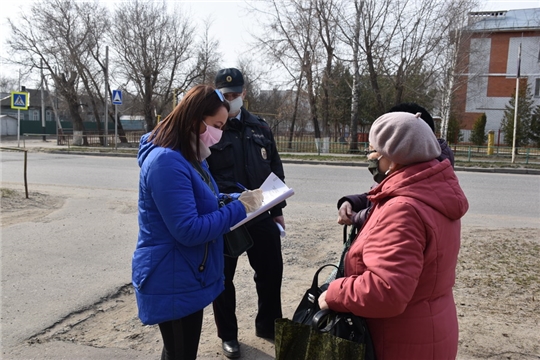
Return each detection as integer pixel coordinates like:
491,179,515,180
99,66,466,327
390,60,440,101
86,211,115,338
11,91,29,147
112,89,122,150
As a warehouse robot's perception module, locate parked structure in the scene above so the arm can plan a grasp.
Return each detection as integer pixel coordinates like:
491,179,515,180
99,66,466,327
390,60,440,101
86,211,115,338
0,115,18,136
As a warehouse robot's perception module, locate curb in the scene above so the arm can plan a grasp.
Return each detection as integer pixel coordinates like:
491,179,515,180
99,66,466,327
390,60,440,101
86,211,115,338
8,147,540,175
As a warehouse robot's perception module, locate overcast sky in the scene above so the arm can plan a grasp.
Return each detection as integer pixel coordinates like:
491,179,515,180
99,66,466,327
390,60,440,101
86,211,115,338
1,0,539,84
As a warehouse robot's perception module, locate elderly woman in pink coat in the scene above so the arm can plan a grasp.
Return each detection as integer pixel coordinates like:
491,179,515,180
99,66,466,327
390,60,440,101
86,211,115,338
319,112,469,359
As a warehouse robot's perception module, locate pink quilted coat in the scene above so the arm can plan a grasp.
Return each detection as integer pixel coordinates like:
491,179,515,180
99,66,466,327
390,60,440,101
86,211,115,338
326,159,469,359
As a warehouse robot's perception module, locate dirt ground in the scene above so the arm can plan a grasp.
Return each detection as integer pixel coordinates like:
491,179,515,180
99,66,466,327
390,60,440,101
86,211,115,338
2,188,539,359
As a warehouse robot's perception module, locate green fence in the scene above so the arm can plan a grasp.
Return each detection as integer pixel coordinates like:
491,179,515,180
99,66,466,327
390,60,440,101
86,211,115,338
31,131,540,165
274,135,540,164
18,120,116,135
451,145,540,164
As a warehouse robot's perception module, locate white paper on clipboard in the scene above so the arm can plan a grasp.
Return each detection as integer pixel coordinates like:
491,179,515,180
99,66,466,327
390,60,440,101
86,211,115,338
230,172,294,231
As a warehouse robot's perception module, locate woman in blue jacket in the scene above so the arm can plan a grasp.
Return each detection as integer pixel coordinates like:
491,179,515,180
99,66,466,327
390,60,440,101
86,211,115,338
133,84,263,360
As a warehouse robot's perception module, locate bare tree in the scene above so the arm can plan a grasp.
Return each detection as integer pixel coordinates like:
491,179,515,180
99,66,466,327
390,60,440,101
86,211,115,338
333,0,364,152
255,0,323,148
194,17,223,86
0,75,19,94
437,0,480,140
332,0,477,141
315,0,341,149
6,0,108,144
112,1,196,131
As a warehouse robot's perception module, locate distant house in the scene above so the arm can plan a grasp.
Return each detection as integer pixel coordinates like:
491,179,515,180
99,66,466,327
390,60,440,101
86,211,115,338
0,89,55,125
454,8,540,140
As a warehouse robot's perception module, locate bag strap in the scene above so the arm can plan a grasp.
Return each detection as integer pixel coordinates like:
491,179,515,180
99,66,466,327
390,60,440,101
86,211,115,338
337,225,358,279
191,160,220,198
312,264,338,290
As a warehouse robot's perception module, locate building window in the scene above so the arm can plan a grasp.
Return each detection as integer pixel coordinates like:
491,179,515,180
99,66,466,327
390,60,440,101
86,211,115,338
32,110,39,121
46,110,52,121
535,78,540,98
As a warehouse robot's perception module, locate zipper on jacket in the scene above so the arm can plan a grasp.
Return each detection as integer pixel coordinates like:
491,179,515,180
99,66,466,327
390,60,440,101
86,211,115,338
199,243,209,272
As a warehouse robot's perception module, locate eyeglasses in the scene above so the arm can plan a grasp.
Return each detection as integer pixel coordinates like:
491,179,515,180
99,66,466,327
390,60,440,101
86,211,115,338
214,89,225,102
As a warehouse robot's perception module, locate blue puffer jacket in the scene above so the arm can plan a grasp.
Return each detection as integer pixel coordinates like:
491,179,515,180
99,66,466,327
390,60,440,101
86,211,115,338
133,133,247,325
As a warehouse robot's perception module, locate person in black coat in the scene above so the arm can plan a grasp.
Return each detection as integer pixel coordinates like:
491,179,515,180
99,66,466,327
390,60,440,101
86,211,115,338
206,68,286,359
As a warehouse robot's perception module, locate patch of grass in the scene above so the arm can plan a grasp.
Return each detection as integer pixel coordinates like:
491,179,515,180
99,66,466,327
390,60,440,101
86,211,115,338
1,188,17,198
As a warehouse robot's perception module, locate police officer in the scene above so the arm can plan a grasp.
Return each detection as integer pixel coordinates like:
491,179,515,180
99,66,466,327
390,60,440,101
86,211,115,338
207,68,286,359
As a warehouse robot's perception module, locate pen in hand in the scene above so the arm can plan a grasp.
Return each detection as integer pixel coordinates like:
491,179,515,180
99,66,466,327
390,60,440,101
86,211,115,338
236,182,249,191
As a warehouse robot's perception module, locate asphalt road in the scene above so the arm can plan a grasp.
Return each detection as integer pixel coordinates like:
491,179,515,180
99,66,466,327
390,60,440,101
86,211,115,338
1,152,539,359
2,152,539,226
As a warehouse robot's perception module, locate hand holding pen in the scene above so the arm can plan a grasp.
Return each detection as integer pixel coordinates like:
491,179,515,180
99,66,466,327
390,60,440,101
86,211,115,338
237,183,263,212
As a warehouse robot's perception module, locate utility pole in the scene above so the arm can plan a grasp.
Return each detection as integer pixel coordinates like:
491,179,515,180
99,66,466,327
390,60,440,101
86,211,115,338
41,59,46,141
17,70,21,147
511,43,521,164
104,46,109,147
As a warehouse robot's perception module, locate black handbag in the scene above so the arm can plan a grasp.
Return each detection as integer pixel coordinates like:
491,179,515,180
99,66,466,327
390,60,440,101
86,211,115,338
292,264,336,324
282,226,376,360
223,225,253,257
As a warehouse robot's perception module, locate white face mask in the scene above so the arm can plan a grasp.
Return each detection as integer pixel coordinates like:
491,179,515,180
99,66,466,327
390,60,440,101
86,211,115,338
227,96,243,116
200,122,223,147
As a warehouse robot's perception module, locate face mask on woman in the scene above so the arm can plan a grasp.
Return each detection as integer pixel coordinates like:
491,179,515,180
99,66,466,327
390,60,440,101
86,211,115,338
367,155,388,183
227,96,243,116
200,122,223,147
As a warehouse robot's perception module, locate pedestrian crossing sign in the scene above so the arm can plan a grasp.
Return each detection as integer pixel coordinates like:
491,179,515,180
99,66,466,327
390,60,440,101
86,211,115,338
112,90,122,105
11,91,29,110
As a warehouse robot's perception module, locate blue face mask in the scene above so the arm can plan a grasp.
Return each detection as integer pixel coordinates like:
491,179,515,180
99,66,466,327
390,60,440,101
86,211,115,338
367,155,387,183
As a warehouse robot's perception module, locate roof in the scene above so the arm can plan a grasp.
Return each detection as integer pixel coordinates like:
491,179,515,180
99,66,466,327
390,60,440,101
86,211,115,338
0,88,51,108
466,8,540,32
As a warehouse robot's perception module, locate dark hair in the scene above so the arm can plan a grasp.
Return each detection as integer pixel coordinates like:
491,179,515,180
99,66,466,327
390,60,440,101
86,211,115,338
148,85,229,162
388,102,435,132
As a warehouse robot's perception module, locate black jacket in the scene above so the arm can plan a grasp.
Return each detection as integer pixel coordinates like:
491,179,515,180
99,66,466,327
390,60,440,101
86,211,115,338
207,107,286,218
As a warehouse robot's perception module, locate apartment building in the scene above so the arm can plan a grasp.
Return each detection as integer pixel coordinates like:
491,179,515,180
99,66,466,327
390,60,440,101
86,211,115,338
453,8,540,141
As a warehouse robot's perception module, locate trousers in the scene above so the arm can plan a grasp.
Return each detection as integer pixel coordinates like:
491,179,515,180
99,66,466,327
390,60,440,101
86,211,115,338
213,215,283,340
158,309,204,360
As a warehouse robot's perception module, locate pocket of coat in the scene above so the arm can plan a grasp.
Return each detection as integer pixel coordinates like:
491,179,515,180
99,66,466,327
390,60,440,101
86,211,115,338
132,245,172,291
252,136,272,163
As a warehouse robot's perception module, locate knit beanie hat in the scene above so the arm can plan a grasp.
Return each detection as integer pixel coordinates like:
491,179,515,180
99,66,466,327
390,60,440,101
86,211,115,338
369,112,441,166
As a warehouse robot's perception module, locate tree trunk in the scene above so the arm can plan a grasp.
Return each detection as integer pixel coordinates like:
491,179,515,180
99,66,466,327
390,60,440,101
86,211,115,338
288,75,303,149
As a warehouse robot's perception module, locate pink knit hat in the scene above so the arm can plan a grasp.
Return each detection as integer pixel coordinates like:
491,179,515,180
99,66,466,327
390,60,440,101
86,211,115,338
368,112,441,165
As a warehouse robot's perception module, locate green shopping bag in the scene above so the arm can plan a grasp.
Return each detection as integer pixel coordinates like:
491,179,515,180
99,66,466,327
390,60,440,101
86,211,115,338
275,318,366,360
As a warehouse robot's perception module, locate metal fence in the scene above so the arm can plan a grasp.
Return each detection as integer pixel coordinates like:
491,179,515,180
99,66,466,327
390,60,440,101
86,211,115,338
40,132,540,164
55,131,145,147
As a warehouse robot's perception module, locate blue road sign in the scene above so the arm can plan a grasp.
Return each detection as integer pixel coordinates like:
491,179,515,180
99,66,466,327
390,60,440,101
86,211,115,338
112,90,123,105
11,91,29,110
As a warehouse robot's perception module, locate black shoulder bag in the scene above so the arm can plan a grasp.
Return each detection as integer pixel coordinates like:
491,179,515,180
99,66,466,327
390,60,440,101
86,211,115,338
191,160,253,258
276,225,376,360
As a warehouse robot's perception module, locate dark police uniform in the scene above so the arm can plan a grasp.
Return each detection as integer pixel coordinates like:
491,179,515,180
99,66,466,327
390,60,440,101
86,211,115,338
207,106,286,342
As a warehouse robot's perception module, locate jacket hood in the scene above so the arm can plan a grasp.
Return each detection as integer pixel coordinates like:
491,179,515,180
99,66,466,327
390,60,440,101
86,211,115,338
138,133,157,167
369,159,468,221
